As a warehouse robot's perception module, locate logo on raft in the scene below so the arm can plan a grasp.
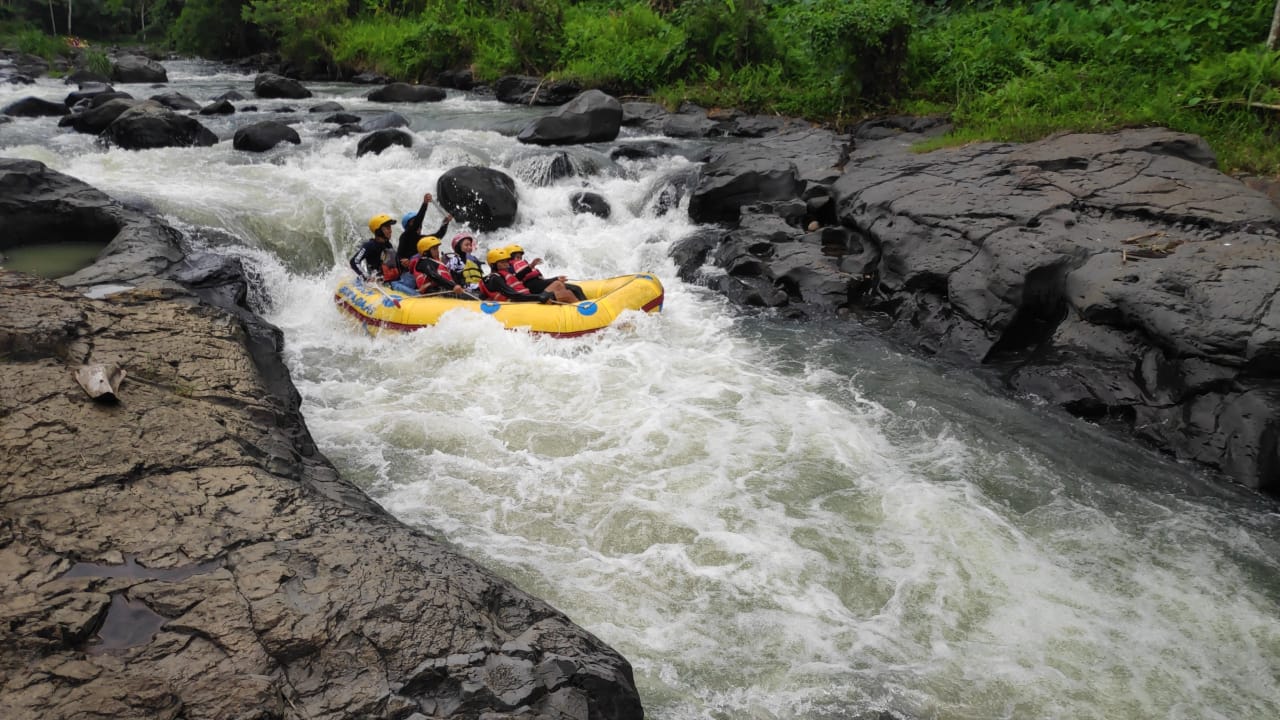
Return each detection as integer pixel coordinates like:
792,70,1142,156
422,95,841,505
338,284,400,313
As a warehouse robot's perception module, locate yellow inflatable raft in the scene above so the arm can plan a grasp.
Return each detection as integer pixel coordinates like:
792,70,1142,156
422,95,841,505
333,273,664,336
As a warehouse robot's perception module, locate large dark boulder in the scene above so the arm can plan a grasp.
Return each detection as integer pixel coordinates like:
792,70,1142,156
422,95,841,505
570,191,611,218
71,91,133,113
517,90,623,146
3,96,68,117
436,166,520,232
662,112,717,139
64,68,110,85
199,99,236,115
101,102,218,150
150,91,202,112
308,101,345,113
323,112,361,125
233,121,302,153
687,128,848,225
437,68,475,90
621,101,669,133
65,82,116,108
366,83,446,103
63,98,144,135
360,111,409,132
111,54,167,84
610,140,678,161
511,150,576,186
253,72,312,99
356,128,414,157
0,158,184,282
494,75,581,106
5,53,48,79
688,147,801,225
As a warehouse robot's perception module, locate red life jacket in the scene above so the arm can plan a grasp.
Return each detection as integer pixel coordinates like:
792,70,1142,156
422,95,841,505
497,267,530,293
409,255,455,292
510,257,543,283
480,267,530,300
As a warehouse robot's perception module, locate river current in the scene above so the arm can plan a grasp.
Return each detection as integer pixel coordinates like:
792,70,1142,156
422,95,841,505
3,60,1278,720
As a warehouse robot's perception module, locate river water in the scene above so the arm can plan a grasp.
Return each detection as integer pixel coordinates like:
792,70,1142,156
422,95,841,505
4,60,1278,720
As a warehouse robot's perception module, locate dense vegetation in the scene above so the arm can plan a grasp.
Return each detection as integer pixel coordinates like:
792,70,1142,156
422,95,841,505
4,1,1280,174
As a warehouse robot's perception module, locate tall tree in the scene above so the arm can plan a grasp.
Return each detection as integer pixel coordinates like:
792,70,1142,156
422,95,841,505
1269,0,1280,50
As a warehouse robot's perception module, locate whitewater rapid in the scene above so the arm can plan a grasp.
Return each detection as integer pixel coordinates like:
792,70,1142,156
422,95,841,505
3,59,1278,720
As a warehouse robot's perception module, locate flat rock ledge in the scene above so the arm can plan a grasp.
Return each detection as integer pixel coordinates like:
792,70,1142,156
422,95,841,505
0,169,642,719
674,124,1280,494
0,274,643,720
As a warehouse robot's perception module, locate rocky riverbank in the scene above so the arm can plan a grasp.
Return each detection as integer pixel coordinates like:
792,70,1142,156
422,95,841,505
0,159,643,719
674,120,1280,496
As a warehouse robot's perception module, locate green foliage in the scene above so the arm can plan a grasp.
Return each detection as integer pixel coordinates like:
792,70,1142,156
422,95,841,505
81,48,113,76
1185,47,1280,108
503,0,567,75
171,0,261,59
10,27,65,59
333,12,474,81
656,59,845,118
557,3,685,91
5,0,1277,173
904,0,1280,173
242,0,350,67
779,0,914,103
671,0,775,71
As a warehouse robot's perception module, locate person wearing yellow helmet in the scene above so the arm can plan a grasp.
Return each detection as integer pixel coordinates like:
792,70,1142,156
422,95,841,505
404,235,467,296
480,246,553,303
395,191,453,272
506,245,585,302
349,213,399,282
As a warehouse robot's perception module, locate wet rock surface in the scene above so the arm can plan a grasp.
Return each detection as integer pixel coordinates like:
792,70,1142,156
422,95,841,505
675,122,1280,494
0,160,643,720
517,89,623,146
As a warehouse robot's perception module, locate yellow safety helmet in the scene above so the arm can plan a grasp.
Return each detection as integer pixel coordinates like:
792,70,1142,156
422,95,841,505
367,214,396,234
486,247,513,266
506,243,525,256
416,236,442,254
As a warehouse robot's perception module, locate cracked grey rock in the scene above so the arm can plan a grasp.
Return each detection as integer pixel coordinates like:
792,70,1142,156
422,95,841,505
677,125,1280,492
0,164,644,719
